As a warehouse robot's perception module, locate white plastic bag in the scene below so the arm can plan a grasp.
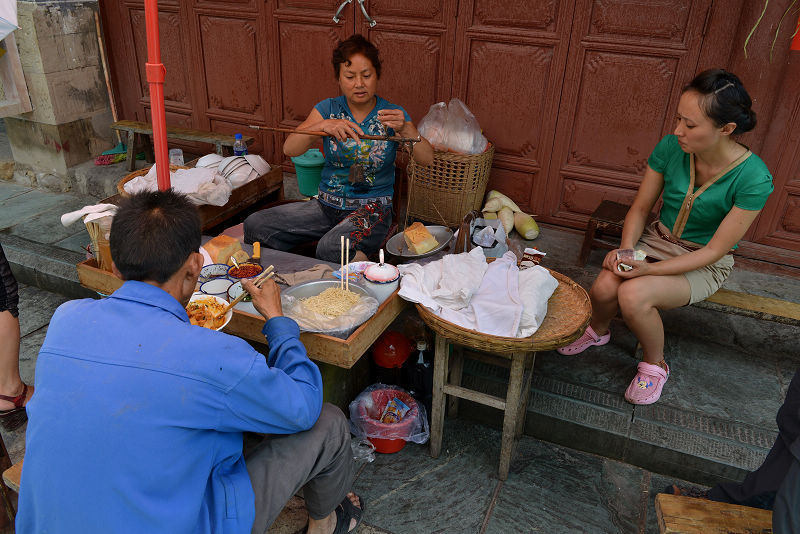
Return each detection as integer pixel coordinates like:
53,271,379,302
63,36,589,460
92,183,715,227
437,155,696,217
417,98,488,155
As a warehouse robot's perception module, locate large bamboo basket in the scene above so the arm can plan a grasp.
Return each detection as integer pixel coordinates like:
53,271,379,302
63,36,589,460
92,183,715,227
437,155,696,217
406,145,494,229
414,269,591,355
116,165,190,196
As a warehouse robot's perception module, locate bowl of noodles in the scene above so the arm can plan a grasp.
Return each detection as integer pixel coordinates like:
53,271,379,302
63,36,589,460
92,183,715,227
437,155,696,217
281,280,378,339
186,294,233,331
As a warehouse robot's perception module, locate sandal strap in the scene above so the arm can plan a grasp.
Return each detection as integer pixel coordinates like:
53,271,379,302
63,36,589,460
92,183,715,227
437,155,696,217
0,384,27,408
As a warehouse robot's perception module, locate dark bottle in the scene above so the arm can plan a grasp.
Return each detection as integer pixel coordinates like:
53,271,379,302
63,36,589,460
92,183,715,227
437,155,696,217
405,340,433,422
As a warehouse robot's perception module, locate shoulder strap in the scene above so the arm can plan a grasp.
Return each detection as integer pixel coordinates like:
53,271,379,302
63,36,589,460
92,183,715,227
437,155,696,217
671,149,752,238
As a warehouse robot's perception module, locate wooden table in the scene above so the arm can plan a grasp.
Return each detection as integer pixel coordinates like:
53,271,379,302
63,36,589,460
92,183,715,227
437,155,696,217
76,247,407,369
416,269,591,480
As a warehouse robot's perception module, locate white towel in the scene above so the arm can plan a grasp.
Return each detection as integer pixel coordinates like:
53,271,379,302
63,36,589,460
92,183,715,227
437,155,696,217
517,266,559,337
60,204,118,227
397,247,488,313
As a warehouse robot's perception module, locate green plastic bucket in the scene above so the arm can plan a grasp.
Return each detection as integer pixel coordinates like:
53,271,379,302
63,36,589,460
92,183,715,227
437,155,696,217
291,148,325,197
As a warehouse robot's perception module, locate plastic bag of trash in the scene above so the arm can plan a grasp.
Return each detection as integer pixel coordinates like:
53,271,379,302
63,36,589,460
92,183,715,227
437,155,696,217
349,384,429,445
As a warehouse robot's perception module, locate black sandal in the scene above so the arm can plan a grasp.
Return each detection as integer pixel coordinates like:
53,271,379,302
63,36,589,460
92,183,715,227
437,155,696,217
303,494,365,534
0,383,29,431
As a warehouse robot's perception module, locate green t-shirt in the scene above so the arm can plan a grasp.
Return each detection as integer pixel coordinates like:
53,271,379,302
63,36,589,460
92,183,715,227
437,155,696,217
647,135,773,247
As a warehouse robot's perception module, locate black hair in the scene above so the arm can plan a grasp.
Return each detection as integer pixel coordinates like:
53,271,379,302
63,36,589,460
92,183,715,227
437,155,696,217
332,34,381,79
683,69,756,134
110,190,201,283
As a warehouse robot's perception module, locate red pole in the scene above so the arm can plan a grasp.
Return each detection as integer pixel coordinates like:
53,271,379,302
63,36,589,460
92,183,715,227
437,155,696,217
143,0,170,191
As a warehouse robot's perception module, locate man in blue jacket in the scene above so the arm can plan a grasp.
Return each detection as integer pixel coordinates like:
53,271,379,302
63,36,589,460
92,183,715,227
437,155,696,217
16,190,363,534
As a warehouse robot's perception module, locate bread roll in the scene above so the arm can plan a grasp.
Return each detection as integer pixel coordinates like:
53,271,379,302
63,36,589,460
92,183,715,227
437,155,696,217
403,222,439,255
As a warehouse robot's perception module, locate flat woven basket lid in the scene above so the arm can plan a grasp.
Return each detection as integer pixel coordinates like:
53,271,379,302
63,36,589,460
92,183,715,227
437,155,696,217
415,269,590,354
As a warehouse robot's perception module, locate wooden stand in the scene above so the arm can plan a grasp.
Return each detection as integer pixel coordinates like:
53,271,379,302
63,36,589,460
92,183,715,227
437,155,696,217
655,493,773,533
76,259,407,368
416,270,591,480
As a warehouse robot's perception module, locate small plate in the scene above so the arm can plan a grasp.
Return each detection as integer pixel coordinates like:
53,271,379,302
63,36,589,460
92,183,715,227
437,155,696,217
200,263,230,281
386,225,454,258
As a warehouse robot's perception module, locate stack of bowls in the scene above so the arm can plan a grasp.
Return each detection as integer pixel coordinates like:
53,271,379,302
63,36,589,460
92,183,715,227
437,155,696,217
195,153,271,189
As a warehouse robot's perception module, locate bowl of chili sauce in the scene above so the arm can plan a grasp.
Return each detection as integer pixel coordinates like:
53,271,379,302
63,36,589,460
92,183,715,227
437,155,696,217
226,262,263,281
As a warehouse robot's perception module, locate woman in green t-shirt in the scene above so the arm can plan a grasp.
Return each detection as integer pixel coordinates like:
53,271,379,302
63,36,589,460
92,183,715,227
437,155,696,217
558,69,774,405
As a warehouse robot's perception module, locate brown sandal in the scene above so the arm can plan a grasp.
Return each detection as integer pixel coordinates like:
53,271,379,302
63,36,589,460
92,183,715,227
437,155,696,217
0,383,29,431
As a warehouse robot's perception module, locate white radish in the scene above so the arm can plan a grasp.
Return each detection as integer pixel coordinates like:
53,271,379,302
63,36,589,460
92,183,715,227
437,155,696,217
514,212,540,240
487,190,522,213
498,206,514,235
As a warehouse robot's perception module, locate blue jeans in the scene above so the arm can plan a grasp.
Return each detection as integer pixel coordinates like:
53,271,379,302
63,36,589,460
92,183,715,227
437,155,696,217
243,199,393,262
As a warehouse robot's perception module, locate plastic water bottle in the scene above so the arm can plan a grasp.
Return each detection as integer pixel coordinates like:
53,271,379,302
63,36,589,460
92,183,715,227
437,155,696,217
233,133,247,156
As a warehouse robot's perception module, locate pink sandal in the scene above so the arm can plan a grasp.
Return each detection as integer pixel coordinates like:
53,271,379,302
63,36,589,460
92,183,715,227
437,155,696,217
557,325,611,355
624,362,669,405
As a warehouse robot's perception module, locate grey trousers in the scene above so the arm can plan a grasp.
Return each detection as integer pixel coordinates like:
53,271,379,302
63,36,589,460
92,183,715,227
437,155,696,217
244,403,355,533
243,199,392,263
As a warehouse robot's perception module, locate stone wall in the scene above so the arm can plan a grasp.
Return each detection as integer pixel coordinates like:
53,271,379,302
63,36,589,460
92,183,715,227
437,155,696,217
5,1,113,191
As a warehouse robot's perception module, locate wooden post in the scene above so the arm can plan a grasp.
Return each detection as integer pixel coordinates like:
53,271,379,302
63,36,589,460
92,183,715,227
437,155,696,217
498,351,526,480
447,344,464,417
429,333,449,459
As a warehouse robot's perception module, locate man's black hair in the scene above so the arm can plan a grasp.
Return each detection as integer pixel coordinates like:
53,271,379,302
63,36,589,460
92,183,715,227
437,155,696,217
110,190,201,284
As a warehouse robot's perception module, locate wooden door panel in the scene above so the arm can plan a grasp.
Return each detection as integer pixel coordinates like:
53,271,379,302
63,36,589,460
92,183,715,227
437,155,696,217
197,15,265,121
452,0,575,214
368,31,446,123
368,0,445,23
276,0,339,12
275,22,343,125
544,0,710,228
587,0,692,43
470,0,562,31
128,7,191,110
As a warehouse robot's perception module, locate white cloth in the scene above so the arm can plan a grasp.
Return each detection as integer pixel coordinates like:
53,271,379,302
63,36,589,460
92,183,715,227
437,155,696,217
60,204,118,227
398,249,559,337
123,165,232,206
397,247,488,312
517,266,559,337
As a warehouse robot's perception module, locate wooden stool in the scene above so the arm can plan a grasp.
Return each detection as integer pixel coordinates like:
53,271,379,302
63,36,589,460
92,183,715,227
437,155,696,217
578,200,659,265
416,269,591,480
655,493,773,533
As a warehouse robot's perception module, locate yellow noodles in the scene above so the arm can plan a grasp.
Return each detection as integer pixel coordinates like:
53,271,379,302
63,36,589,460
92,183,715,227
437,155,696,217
302,287,360,317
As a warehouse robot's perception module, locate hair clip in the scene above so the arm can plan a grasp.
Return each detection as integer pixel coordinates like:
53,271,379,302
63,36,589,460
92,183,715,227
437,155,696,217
714,82,734,94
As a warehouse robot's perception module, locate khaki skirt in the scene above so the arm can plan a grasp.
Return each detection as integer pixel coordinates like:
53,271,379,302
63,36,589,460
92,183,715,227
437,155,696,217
635,221,733,305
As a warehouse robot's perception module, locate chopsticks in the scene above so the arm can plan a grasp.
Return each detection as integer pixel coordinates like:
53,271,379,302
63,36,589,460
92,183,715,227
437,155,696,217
340,236,350,291
217,265,274,317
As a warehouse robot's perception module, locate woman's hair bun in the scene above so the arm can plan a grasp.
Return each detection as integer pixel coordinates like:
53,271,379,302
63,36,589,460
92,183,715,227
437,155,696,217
683,69,756,134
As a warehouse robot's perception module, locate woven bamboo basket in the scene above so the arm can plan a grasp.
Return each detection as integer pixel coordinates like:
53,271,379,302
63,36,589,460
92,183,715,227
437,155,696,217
116,165,190,196
414,269,591,355
406,145,494,228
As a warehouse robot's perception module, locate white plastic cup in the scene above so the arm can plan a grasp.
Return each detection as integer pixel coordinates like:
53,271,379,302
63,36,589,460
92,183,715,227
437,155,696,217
169,148,184,166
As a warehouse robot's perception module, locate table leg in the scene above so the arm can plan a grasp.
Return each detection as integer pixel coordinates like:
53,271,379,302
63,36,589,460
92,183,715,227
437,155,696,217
448,344,464,417
215,141,224,156
126,130,135,172
429,333,449,459
515,352,535,439
578,219,598,265
499,351,526,480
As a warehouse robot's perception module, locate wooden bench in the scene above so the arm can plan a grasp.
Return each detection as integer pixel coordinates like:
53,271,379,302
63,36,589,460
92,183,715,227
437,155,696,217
111,120,255,171
580,200,800,327
655,493,772,533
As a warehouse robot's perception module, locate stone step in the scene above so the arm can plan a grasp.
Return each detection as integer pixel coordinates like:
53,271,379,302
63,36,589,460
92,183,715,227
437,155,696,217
453,337,794,487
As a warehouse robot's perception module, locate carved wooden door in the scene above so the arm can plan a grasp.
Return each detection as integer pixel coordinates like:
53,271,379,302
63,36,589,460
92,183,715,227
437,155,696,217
542,0,713,227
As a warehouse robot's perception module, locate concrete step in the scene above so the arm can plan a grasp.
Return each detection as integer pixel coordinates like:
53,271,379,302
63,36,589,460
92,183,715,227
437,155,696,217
454,331,796,487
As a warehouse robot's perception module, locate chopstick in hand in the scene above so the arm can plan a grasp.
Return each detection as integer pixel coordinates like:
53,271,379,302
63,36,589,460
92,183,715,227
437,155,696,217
216,266,274,317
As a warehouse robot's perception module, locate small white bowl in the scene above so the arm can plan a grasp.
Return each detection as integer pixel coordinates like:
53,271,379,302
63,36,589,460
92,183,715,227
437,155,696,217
227,281,258,315
200,278,233,298
186,293,233,331
200,263,230,281
244,154,271,176
196,153,223,168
